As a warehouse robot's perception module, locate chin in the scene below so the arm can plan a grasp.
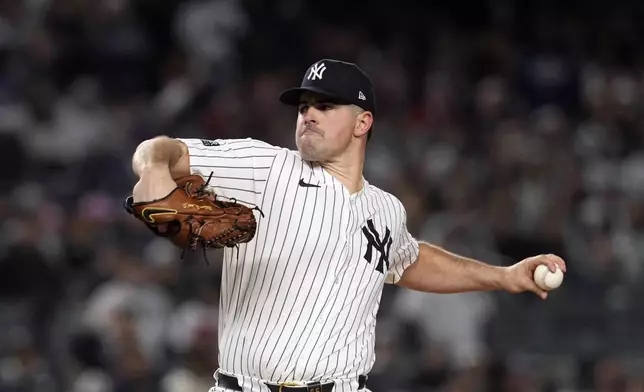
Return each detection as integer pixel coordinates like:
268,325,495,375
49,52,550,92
298,144,322,162
298,149,318,162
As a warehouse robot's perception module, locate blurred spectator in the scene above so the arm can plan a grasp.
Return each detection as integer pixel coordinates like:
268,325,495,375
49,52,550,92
2,1,644,391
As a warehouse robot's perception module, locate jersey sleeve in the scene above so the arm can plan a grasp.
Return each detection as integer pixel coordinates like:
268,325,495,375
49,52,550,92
177,137,282,206
385,206,420,285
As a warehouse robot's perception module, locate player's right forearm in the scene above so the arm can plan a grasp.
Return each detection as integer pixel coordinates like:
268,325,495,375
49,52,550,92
132,136,188,178
397,242,506,293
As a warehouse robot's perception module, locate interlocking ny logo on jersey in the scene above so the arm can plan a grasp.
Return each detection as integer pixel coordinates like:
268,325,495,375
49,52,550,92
362,219,393,274
307,62,327,80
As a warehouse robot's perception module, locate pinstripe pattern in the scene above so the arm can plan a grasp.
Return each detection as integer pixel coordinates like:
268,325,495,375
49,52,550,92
179,138,419,392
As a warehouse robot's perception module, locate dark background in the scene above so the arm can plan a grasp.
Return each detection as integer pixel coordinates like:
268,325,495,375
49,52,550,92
1,0,644,391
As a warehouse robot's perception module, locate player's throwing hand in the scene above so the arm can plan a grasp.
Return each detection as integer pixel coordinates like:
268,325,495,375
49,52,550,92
502,254,567,300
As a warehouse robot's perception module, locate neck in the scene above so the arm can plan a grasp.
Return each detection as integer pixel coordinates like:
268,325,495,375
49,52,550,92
320,151,365,194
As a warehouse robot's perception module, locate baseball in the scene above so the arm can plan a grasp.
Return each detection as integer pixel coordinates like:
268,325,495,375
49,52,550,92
533,264,564,290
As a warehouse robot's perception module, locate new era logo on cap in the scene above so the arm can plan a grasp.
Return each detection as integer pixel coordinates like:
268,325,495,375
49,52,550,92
278,59,377,116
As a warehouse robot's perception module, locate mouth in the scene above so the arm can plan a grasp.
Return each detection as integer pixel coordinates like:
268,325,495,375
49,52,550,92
301,127,321,137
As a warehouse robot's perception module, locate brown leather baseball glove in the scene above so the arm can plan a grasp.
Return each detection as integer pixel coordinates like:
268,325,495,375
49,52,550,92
124,174,261,257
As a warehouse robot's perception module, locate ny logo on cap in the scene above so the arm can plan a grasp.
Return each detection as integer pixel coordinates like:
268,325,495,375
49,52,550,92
307,62,327,81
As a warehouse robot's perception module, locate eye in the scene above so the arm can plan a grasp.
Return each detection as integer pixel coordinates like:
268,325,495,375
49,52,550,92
314,103,334,111
298,104,309,114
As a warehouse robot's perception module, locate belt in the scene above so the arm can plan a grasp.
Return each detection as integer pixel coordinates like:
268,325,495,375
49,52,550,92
217,372,367,392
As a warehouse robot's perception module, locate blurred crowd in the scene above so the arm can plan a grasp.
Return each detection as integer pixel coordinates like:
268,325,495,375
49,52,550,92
2,0,644,391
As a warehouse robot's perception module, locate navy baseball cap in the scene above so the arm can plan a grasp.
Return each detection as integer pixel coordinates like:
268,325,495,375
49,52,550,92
280,59,377,138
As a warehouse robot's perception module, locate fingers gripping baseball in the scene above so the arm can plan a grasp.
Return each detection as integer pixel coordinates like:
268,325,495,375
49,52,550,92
528,254,567,274
506,254,567,300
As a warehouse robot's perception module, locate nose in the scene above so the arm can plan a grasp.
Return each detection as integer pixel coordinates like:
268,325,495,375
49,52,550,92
301,106,318,124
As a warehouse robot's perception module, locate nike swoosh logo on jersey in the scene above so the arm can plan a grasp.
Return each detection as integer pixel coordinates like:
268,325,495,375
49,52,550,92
299,178,321,188
141,207,178,223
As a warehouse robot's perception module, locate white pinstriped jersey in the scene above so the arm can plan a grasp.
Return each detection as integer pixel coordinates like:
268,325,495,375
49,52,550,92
179,137,420,392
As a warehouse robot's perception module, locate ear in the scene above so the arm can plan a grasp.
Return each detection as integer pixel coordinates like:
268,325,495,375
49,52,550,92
353,111,373,138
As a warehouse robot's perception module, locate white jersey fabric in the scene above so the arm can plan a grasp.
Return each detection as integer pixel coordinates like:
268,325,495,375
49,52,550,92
179,138,420,392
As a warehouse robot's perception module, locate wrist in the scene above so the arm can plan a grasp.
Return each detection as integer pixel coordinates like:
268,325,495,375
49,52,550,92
494,266,511,291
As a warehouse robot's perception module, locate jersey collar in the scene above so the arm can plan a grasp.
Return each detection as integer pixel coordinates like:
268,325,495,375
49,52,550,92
310,162,370,198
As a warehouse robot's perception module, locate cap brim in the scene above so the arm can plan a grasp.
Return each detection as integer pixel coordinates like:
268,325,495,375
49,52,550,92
279,87,344,106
